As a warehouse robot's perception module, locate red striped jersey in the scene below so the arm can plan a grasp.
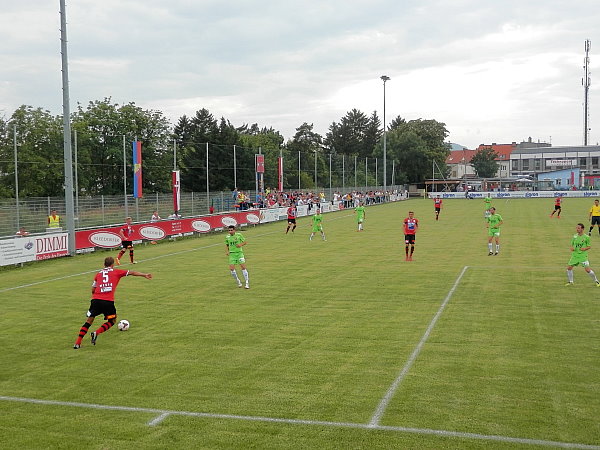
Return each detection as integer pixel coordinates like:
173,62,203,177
121,224,134,240
91,267,129,301
403,218,419,235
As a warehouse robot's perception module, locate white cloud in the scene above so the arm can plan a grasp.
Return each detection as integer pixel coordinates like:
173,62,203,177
1,0,600,148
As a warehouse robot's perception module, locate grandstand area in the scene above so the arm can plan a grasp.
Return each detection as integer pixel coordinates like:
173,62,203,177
1,198,599,449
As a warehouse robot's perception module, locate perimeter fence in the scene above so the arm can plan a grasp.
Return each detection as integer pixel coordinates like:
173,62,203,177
0,185,401,237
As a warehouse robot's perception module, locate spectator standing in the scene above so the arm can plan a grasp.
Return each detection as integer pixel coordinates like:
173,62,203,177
48,210,61,229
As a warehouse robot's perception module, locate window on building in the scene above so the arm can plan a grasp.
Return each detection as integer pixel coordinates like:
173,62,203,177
556,179,561,186
512,160,519,171
535,159,541,170
593,157,598,168
580,157,587,168
522,159,529,170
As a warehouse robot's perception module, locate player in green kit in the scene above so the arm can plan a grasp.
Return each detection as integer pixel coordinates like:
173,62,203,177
486,207,503,255
566,223,600,286
484,193,493,218
355,202,366,231
310,208,326,241
225,225,249,289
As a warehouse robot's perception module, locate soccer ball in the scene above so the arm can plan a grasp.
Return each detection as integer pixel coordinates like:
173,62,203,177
117,319,130,331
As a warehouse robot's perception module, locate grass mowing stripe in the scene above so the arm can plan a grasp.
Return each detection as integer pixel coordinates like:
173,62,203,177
369,265,469,427
2,395,598,449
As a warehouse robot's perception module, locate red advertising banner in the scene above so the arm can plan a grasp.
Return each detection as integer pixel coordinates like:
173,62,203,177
75,211,261,250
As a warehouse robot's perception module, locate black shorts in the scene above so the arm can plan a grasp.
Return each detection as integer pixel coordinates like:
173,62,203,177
122,241,133,249
435,207,441,212
87,299,117,320
554,205,561,211
592,216,600,226
287,218,296,224
405,234,416,244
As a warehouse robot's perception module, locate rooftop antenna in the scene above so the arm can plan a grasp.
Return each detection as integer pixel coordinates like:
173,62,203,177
583,39,591,146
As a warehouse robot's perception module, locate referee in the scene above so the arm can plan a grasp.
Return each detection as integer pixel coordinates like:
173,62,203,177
588,199,600,236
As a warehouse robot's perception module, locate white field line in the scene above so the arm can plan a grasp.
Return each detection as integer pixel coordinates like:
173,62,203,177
369,265,469,427
0,212,355,294
1,396,598,449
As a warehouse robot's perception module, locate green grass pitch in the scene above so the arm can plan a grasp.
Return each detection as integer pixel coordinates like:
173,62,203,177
1,198,599,449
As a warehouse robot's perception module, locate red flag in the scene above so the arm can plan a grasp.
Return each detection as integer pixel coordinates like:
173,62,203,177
172,170,180,213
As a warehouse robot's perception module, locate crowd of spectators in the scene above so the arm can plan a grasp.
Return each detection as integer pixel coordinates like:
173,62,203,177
231,187,404,211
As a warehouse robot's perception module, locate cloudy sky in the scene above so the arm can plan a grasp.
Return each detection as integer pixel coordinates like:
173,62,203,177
1,0,599,149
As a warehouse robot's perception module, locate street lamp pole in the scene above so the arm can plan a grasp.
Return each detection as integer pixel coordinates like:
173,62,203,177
380,75,390,193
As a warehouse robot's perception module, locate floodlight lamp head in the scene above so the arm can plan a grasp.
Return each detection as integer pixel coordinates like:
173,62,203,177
380,75,390,82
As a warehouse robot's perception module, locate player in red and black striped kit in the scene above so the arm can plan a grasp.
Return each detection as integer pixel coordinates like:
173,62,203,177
286,202,297,234
433,196,443,221
116,217,136,264
403,211,419,261
73,256,152,349
550,196,562,219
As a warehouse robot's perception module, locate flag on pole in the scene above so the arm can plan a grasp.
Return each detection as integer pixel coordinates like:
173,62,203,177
132,141,143,198
172,170,180,213
277,157,283,192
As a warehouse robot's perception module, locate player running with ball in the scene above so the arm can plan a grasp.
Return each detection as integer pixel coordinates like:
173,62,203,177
73,256,152,349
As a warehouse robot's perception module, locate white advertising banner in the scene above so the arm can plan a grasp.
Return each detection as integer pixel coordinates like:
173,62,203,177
0,236,36,266
0,232,69,266
259,207,288,223
428,190,600,199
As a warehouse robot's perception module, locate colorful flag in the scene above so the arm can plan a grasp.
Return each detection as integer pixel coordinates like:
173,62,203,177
132,141,143,198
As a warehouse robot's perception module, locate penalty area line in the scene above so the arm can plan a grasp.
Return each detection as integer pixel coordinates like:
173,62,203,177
0,396,598,449
369,265,469,427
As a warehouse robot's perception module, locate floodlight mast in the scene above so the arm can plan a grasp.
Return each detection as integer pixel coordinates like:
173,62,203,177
60,0,76,255
583,39,591,146
380,75,390,192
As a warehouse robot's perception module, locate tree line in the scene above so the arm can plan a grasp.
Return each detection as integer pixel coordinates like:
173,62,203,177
0,98,452,197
